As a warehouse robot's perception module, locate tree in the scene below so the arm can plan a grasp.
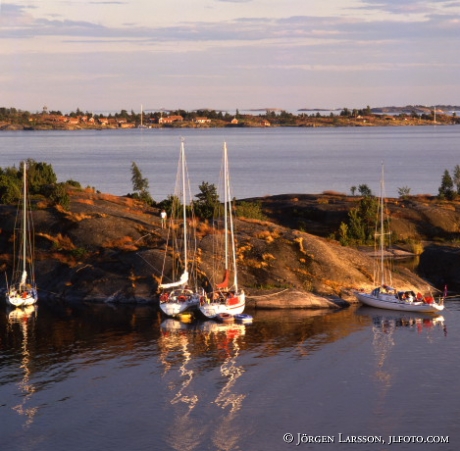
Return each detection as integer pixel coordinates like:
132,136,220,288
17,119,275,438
438,169,455,200
26,160,57,194
0,160,60,203
358,184,373,197
131,161,148,192
340,196,379,245
46,182,70,209
194,181,219,219
397,186,411,199
453,164,460,194
350,186,357,196
0,174,21,204
130,162,153,205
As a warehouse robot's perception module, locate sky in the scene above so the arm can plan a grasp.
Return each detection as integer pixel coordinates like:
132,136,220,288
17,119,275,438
1,0,460,113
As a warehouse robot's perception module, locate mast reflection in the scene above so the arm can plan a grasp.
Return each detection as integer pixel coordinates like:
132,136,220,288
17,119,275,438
7,305,38,428
159,318,199,410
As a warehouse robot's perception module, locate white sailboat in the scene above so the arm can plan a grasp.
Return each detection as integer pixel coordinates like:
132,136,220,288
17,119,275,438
137,104,148,129
355,164,444,314
199,143,245,319
158,141,203,317
6,163,38,307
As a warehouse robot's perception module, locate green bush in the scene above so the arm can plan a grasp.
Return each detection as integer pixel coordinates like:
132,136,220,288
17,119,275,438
235,201,266,220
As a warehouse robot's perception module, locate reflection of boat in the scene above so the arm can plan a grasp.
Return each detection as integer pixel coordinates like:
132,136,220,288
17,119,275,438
358,306,446,335
7,304,39,428
159,141,203,317
198,320,246,336
159,319,199,410
160,317,247,451
199,143,245,319
6,163,38,307
197,320,247,413
355,164,444,314
358,306,446,412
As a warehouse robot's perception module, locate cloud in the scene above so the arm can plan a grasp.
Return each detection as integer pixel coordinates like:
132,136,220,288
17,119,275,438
357,0,460,16
2,0,460,111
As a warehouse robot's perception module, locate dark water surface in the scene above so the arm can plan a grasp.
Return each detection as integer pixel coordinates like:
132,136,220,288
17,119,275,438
1,300,458,451
1,126,459,199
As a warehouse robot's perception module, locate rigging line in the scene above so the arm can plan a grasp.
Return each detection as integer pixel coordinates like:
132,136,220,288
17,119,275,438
246,289,290,298
135,252,164,276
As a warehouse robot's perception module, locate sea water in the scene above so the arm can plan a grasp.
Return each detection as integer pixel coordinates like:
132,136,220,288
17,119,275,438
1,126,459,200
0,301,458,451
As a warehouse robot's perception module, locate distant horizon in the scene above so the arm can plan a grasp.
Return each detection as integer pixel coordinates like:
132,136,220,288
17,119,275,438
4,104,460,116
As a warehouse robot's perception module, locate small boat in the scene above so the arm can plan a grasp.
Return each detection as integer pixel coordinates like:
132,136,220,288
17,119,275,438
234,313,253,324
158,141,203,317
177,311,194,323
5,163,38,308
199,143,245,319
355,164,444,314
216,312,234,323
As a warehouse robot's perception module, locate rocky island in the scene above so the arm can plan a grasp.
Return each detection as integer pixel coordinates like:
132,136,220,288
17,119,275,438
1,105,459,130
1,188,459,308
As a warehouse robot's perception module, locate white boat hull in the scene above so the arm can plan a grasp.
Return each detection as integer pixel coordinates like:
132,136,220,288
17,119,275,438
355,290,444,314
160,295,200,317
6,289,38,307
199,292,245,319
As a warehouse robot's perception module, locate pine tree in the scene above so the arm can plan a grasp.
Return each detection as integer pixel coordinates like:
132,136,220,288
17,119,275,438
453,164,460,194
130,162,153,204
438,169,455,200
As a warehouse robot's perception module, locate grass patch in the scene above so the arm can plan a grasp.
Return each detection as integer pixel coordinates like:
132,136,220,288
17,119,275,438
103,235,139,251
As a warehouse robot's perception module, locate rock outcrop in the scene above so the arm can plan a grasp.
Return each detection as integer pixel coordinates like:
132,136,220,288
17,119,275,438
1,189,458,306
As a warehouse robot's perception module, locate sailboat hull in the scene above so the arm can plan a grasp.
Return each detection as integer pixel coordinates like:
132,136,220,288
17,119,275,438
6,163,38,309
6,289,38,307
199,292,245,319
355,290,444,314
353,165,444,316
160,295,200,317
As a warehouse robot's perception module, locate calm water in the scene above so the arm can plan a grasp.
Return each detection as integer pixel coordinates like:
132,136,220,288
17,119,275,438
1,300,459,451
1,126,459,199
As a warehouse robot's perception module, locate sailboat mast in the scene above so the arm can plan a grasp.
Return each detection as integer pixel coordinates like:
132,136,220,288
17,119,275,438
223,143,229,270
224,143,238,291
181,141,188,270
380,163,385,286
22,163,27,278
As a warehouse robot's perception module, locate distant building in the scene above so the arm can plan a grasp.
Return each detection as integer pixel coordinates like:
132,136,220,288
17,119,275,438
158,115,183,124
194,117,211,124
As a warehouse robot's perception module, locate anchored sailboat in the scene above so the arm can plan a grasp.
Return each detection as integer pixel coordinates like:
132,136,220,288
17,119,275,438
158,141,203,317
6,163,38,307
199,143,245,319
355,164,444,313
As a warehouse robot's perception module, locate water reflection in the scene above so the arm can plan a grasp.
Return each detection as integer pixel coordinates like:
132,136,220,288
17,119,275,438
6,305,39,429
160,319,199,410
357,307,447,418
159,317,249,451
200,321,247,413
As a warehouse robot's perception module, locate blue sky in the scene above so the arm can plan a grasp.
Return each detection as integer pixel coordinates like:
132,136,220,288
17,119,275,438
1,0,459,113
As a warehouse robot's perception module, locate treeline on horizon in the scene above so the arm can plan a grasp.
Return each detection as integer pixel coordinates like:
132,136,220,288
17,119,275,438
1,105,459,127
